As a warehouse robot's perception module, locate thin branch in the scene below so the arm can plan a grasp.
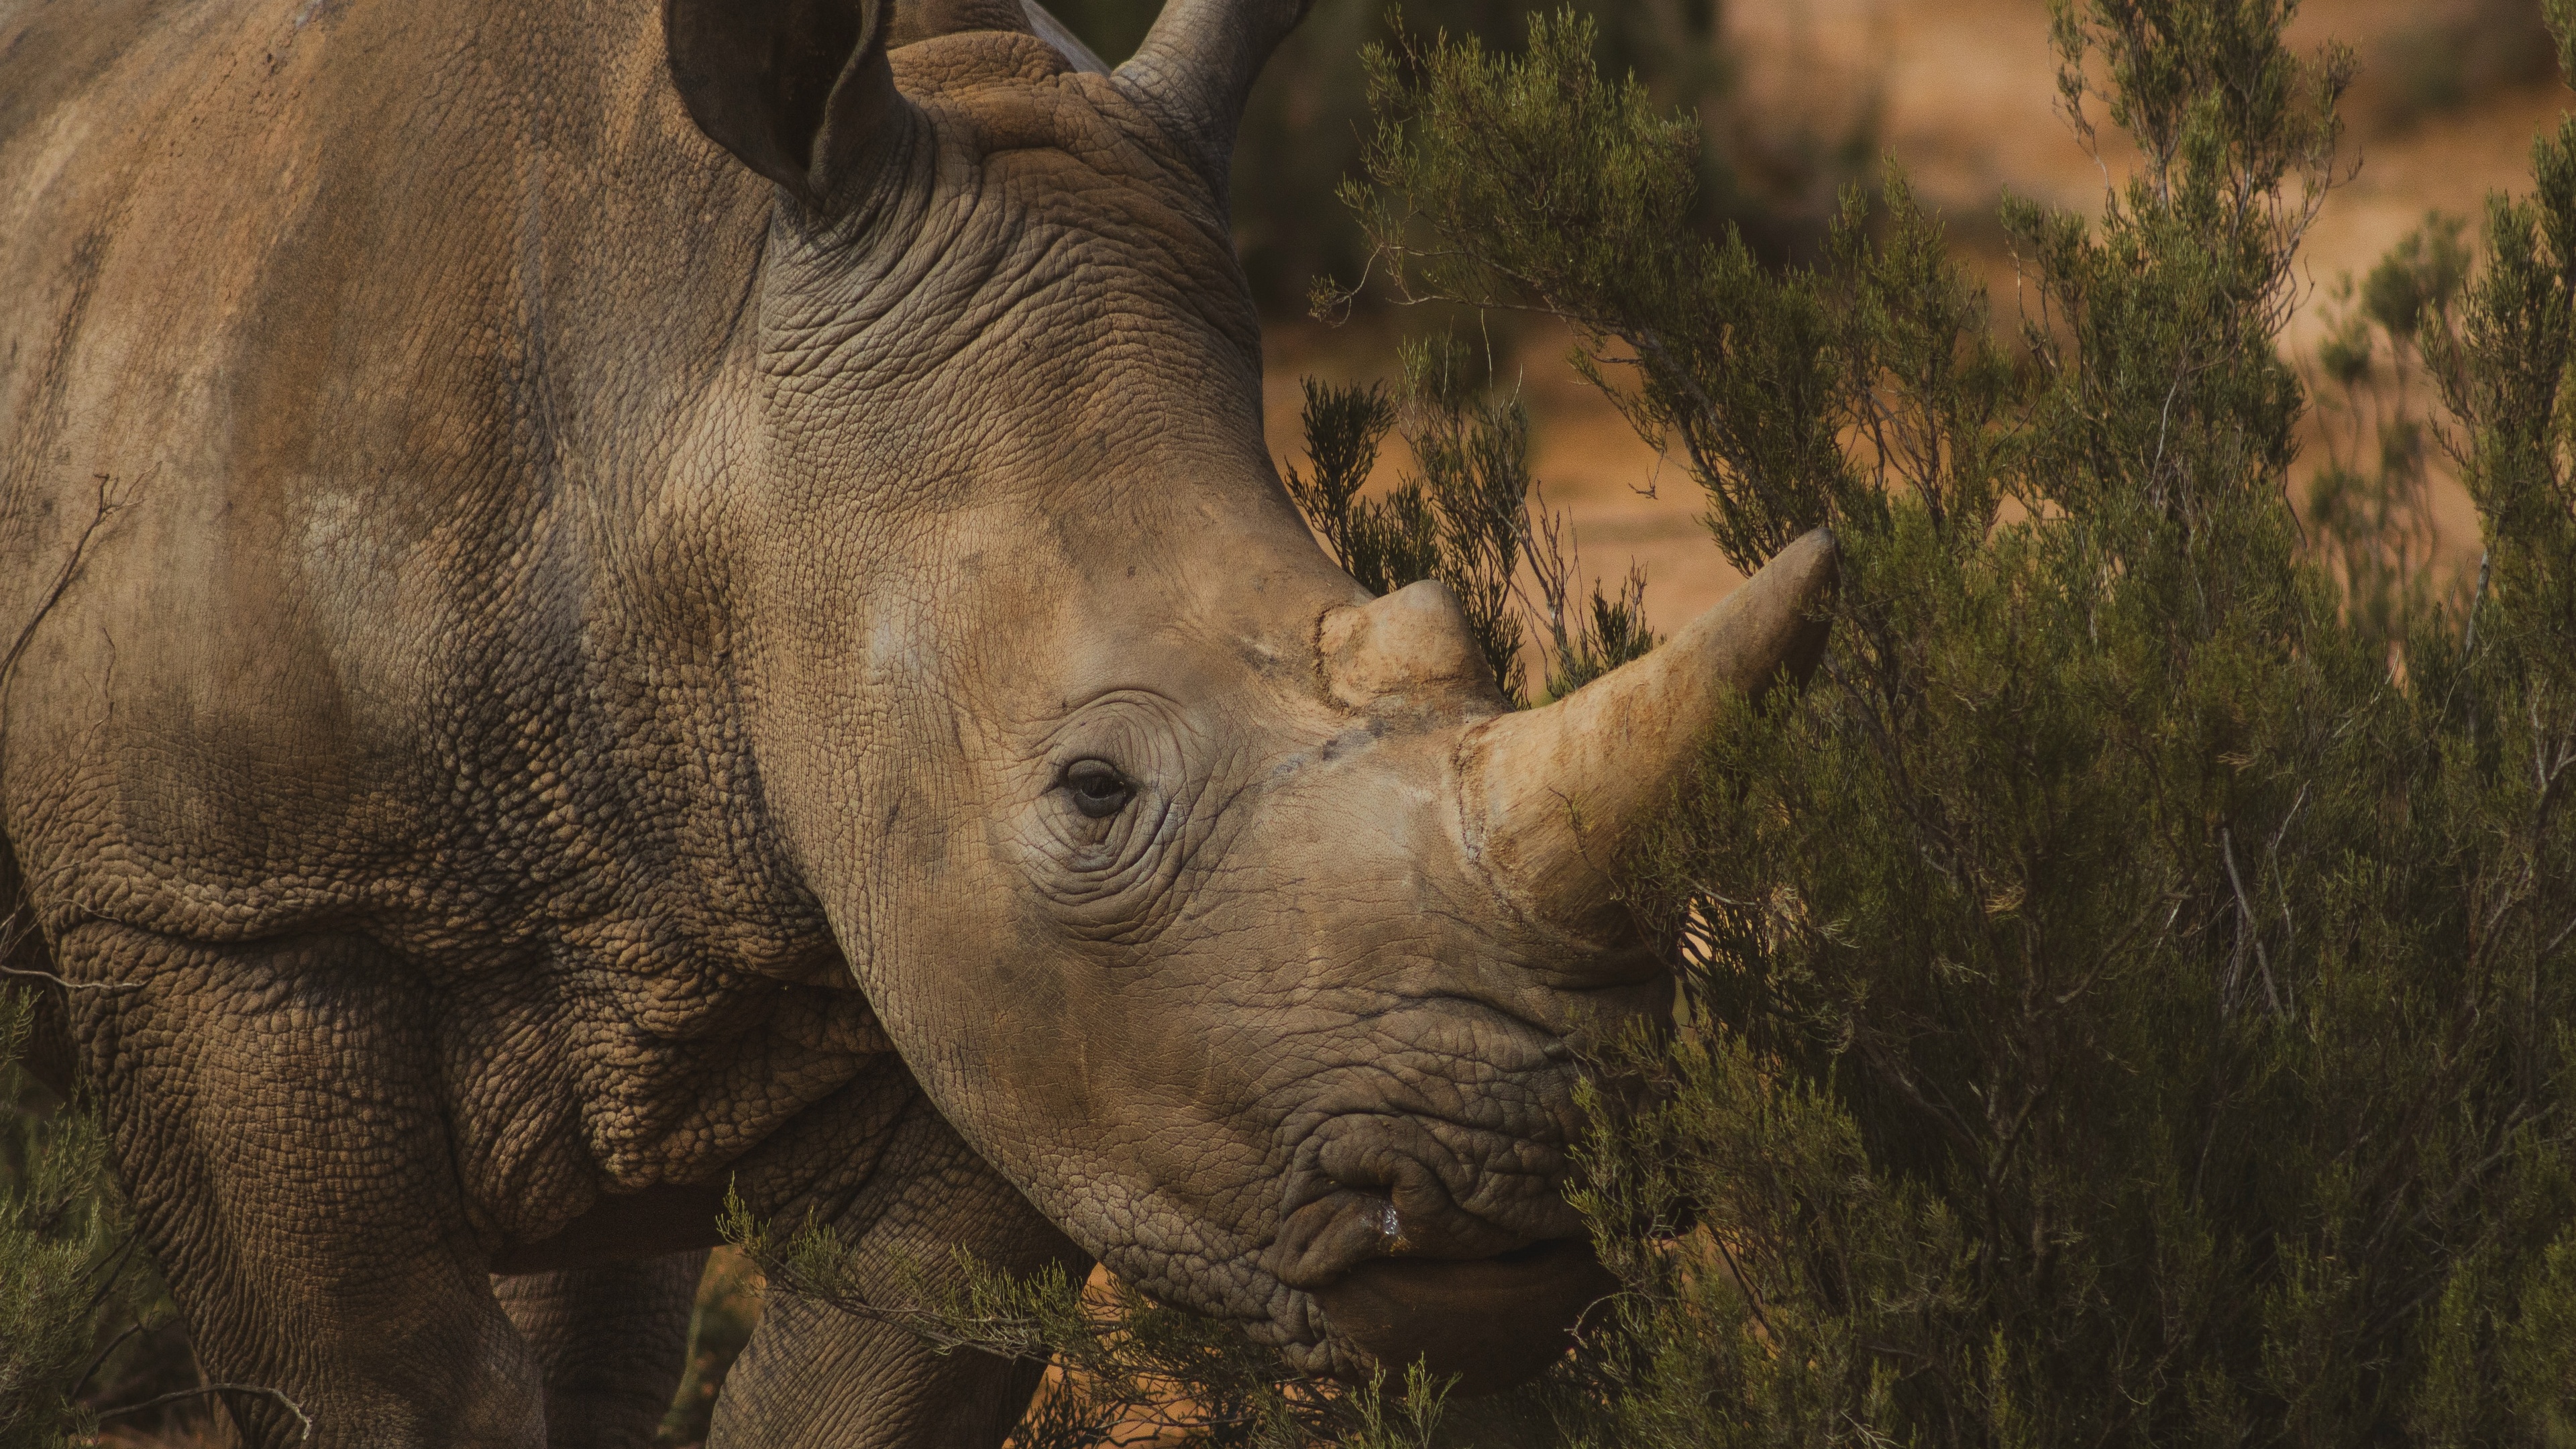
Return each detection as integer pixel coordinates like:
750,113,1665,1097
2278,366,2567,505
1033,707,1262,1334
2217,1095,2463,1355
1706,1230,1780,1347
83,1233,144,1305
0,472,125,715
0,964,141,993
2220,826,2282,1020
95,1383,312,1442
2538,910,2576,967
70,1318,148,1399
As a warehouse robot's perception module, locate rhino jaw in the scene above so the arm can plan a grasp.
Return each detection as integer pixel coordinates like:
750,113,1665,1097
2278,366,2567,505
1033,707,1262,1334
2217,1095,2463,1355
1309,1238,1615,1395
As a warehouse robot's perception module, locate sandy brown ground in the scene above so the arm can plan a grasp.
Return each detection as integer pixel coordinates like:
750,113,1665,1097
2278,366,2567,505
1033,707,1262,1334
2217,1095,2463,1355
1264,0,2575,643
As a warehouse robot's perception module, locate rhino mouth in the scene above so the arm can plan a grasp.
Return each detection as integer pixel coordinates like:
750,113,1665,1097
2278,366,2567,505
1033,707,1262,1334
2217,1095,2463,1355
1250,1070,1601,1387
1309,1237,1615,1395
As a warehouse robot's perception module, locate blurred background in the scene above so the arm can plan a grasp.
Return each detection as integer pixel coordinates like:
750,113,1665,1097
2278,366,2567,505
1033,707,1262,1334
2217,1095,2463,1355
1044,0,2567,636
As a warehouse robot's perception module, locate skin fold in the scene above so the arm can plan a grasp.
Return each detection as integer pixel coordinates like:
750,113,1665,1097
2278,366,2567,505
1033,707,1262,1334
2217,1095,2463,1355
0,0,1834,1444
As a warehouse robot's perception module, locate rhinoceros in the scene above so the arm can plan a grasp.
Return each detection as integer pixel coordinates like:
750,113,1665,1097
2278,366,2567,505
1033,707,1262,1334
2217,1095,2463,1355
0,0,1833,1442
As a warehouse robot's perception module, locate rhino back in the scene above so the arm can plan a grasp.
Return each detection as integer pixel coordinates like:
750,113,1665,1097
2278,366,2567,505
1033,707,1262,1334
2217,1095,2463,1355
0,0,808,965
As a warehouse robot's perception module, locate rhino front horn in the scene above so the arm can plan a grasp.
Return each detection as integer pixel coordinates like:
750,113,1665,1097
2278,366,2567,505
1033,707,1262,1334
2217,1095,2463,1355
1118,0,1317,190
1459,527,1838,942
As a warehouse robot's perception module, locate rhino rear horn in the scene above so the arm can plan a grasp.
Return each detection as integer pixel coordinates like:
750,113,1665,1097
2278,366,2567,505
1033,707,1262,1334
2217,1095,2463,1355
665,0,898,209
1118,0,1316,192
1320,580,1503,710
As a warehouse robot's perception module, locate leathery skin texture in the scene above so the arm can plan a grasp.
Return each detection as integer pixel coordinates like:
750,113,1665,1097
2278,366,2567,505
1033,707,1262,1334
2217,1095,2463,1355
0,0,1834,1444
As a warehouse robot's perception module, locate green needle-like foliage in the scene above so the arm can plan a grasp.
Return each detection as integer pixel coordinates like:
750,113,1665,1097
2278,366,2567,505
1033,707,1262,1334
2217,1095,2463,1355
1333,11,1868,574
0,989,101,1449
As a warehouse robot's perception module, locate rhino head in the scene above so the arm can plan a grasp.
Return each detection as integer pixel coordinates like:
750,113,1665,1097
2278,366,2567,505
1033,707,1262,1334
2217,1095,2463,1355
664,0,1835,1389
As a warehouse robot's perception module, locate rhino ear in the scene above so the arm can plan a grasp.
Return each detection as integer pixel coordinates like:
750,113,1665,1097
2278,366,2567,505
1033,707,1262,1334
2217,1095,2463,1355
664,0,898,208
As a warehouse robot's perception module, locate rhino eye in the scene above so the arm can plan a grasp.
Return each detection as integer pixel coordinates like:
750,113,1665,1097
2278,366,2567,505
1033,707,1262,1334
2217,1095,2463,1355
1062,759,1135,819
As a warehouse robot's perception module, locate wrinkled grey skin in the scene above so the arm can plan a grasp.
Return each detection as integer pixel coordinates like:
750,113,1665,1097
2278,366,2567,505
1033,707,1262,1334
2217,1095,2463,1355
0,0,1832,1444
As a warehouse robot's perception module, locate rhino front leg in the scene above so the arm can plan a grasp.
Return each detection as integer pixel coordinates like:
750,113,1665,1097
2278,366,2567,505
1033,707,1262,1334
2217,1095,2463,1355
67,928,546,1449
492,1250,709,1449
708,1099,1088,1449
